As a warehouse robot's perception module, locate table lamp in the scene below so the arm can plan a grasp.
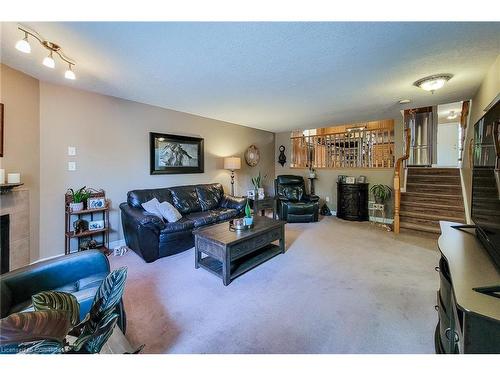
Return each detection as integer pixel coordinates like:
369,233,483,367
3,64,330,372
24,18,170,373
224,157,241,196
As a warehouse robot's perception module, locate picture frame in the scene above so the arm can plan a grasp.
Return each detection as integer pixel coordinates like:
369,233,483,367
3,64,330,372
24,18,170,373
0,103,4,157
87,197,106,209
150,132,204,175
88,220,105,231
357,175,367,183
345,176,356,184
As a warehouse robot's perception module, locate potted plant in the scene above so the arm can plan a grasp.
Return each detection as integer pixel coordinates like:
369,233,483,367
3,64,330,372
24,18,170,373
244,199,253,226
370,184,392,205
68,186,91,212
0,267,143,354
251,171,266,199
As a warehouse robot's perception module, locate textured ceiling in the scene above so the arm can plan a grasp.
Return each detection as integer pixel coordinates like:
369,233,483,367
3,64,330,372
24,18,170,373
1,22,499,132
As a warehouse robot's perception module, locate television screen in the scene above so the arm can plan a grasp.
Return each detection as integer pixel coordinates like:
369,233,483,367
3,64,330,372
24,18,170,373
471,100,500,267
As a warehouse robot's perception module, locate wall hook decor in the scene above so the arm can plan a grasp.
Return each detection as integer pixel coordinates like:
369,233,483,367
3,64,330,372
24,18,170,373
278,145,286,166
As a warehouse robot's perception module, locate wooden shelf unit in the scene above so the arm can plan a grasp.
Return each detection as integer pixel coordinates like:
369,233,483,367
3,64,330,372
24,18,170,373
64,189,110,255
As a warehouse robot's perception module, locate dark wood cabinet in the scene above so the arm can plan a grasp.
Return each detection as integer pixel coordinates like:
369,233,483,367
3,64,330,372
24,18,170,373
336,182,369,221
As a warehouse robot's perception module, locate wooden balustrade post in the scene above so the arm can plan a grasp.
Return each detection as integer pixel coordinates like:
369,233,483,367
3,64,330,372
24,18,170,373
394,171,401,234
393,127,411,234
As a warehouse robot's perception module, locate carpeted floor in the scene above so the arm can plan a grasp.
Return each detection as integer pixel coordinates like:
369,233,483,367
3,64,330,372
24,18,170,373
109,217,440,354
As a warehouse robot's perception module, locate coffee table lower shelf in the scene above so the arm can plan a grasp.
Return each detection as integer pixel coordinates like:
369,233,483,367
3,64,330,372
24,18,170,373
198,243,281,282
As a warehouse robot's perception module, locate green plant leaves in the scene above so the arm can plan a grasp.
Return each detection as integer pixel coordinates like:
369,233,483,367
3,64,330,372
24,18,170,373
0,310,71,346
70,267,128,353
32,291,80,326
72,313,119,353
1,267,129,354
94,267,127,315
370,184,392,203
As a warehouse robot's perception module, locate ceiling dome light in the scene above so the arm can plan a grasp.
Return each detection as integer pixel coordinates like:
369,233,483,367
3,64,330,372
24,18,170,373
64,64,76,80
414,74,453,93
43,51,55,69
398,99,411,104
15,33,31,53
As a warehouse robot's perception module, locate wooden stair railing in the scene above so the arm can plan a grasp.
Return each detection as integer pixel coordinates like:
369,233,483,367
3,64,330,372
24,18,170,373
394,127,411,234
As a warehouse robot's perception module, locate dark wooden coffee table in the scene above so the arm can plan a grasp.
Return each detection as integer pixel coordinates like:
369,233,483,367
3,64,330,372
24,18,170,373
193,216,285,285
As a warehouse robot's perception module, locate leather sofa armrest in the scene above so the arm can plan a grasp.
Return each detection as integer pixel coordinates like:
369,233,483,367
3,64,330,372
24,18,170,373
303,194,320,202
0,250,110,317
220,195,247,213
119,203,165,231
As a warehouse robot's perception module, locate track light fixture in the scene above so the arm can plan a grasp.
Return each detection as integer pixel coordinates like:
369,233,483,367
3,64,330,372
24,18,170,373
14,25,77,80
65,64,76,80
43,51,56,69
15,32,31,53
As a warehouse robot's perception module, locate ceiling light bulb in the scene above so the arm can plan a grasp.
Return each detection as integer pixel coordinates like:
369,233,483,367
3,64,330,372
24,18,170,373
420,79,446,92
43,52,55,69
414,74,452,93
65,64,76,80
15,33,31,53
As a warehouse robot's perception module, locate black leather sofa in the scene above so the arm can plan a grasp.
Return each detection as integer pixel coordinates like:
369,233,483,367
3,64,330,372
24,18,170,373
0,250,126,332
120,183,246,263
275,175,320,223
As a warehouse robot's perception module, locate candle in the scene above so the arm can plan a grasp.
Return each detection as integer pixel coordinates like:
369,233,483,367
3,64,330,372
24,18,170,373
7,173,21,184
0,169,4,184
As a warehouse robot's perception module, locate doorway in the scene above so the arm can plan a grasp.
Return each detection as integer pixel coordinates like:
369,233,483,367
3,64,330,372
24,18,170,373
436,102,462,167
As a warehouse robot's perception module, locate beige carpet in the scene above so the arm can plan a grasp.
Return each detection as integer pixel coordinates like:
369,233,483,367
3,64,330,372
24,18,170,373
109,217,439,353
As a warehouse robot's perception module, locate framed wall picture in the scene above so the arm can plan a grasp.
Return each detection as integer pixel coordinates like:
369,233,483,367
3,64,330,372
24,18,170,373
150,132,204,175
88,220,105,231
0,103,4,157
87,197,106,209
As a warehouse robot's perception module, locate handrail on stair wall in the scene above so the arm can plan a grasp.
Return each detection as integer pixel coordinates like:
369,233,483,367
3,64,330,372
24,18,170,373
394,127,411,234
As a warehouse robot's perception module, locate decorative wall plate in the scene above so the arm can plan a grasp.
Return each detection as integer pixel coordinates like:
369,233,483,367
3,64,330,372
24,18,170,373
245,145,260,167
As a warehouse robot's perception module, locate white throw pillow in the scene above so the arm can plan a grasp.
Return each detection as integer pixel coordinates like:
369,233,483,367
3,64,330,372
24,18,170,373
158,201,182,223
141,198,163,219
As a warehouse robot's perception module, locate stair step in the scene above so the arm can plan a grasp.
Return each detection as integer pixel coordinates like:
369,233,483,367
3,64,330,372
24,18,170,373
401,192,464,206
400,210,465,223
407,168,460,176
406,175,461,185
405,183,462,194
400,221,441,234
400,203,465,218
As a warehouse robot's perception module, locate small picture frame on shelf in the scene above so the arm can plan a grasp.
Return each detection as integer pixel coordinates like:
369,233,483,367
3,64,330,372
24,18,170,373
337,175,347,183
258,188,264,199
345,176,356,184
87,197,106,209
357,175,367,183
247,190,255,199
89,220,105,231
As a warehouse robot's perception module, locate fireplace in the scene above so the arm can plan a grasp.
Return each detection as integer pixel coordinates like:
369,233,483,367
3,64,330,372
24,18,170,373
0,214,9,274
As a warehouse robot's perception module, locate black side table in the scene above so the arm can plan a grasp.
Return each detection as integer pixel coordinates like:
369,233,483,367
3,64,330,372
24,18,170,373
247,196,277,219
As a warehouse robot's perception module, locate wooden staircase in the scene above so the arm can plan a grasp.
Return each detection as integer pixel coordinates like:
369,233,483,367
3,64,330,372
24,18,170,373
399,168,466,234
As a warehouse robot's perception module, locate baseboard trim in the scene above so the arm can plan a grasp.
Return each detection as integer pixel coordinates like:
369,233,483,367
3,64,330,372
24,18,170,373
324,211,394,225
109,239,126,250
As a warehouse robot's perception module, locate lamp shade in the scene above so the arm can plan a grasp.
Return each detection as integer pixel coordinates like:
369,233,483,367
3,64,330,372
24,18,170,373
224,157,241,170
